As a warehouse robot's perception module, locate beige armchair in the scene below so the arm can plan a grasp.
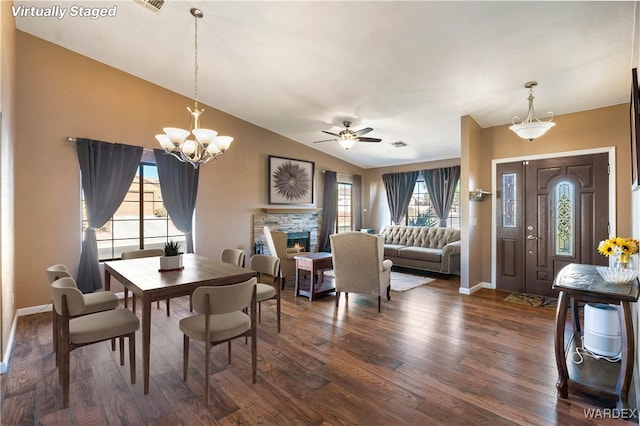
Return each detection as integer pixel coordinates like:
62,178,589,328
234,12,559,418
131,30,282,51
263,226,300,288
329,231,393,312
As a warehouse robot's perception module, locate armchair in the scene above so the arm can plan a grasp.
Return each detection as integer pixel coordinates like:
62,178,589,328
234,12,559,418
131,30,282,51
263,226,299,288
329,232,393,312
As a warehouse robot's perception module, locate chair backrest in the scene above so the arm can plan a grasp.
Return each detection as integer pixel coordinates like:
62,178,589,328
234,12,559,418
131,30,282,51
46,264,73,285
121,249,164,259
50,277,86,316
330,232,386,295
250,254,280,278
263,226,288,258
221,248,246,267
191,278,257,315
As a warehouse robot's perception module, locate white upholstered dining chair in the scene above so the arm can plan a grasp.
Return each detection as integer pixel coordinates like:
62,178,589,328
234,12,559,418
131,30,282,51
120,249,170,315
220,248,246,267
250,254,281,332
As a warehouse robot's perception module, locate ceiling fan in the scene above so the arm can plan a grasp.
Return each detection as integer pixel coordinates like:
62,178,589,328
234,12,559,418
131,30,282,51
313,121,381,150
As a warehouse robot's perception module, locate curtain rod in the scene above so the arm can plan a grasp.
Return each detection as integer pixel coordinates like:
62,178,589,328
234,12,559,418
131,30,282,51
67,137,154,154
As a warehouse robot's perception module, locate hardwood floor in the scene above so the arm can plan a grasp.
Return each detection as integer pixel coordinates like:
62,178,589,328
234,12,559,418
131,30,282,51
1,276,635,425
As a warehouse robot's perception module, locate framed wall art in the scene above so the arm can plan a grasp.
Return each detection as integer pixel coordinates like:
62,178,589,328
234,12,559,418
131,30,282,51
268,155,315,204
631,68,640,190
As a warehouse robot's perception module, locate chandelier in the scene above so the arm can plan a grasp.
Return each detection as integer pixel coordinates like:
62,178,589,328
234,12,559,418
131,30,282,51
155,8,233,168
509,81,555,142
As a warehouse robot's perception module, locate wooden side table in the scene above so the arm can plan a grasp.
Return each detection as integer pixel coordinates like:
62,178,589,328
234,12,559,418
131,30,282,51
294,252,334,301
553,263,639,409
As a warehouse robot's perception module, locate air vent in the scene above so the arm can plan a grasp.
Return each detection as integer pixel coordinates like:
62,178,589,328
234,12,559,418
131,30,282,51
136,0,166,12
391,141,408,148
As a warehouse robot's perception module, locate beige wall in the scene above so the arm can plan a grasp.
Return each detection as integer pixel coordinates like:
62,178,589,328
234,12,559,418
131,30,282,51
1,1,16,368
13,32,364,309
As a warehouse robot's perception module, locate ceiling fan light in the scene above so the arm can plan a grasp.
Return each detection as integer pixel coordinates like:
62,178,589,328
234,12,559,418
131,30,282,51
339,139,356,150
509,121,556,141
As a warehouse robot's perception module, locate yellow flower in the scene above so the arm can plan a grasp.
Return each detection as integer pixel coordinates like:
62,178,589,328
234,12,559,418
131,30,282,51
598,237,640,257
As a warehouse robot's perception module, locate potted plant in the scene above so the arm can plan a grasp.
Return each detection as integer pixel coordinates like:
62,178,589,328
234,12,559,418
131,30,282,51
160,240,183,271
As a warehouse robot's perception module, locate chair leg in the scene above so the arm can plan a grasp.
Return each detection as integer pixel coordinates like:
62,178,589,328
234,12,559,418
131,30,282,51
335,292,340,307
258,302,262,323
166,299,170,316
183,334,189,381
277,295,281,333
228,341,232,364
124,288,129,309
378,296,381,313
60,331,70,408
281,276,286,290
52,310,58,365
129,332,136,384
205,340,211,405
119,336,125,365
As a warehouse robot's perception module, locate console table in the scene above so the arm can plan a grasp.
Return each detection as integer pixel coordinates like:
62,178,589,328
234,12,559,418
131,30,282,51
553,263,639,409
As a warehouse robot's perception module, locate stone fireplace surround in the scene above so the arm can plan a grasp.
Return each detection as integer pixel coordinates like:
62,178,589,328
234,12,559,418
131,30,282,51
253,209,321,256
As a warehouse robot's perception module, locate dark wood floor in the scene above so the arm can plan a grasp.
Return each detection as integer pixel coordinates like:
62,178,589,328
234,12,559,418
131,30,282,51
1,275,635,425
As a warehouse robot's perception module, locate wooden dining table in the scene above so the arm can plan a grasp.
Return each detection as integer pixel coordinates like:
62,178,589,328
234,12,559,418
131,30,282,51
104,253,257,394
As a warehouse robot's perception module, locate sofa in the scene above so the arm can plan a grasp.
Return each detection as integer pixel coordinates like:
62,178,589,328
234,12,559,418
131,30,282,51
378,225,461,275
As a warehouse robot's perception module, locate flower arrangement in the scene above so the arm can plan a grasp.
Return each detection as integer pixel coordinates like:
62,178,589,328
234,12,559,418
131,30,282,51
597,237,639,258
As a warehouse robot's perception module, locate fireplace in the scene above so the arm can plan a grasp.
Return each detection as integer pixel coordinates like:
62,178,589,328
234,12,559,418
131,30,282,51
286,231,310,252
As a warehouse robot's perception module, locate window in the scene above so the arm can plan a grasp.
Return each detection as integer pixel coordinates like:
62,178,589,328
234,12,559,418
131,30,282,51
405,175,460,228
82,163,185,261
336,182,352,233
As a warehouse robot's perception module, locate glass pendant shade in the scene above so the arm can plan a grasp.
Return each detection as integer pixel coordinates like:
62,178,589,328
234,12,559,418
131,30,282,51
510,81,555,142
339,138,356,150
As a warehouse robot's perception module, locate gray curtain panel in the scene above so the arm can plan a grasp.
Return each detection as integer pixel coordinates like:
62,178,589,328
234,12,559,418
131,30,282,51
352,174,363,231
76,139,142,293
154,150,200,253
423,166,461,227
382,171,419,225
318,171,337,252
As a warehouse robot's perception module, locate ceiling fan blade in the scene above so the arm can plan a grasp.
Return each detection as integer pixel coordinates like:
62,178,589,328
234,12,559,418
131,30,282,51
322,130,340,137
313,138,338,143
356,137,382,143
354,127,374,136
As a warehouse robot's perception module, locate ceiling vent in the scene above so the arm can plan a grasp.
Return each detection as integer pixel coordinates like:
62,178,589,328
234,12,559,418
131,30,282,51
391,141,408,148
136,0,166,12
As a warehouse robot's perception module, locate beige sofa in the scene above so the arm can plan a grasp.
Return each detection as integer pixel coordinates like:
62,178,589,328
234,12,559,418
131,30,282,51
379,225,461,275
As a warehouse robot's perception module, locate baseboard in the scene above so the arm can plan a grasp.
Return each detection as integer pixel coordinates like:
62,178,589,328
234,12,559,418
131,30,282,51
459,281,490,295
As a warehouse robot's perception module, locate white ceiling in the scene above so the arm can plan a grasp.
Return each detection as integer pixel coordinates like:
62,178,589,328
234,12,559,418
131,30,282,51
14,1,638,168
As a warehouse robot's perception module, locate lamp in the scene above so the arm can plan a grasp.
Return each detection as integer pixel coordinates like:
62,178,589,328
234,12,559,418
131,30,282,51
509,81,555,142
339,135,356,150
155,8,233,168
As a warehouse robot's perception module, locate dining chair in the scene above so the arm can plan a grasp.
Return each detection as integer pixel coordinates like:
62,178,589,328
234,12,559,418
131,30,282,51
179,277,257,405
120,249,171,315
50,276,139,408
45,264,119,365
220,248,246,267
250,254,281,332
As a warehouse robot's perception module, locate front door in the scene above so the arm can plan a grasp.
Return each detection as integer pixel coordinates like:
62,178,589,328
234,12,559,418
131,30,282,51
496,153,609,297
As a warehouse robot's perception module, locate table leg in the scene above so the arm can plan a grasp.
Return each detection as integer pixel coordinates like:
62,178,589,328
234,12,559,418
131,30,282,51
142,294,152,395
294,265,300,297
554,290,570,399
617,301,634,409
309,265,316,301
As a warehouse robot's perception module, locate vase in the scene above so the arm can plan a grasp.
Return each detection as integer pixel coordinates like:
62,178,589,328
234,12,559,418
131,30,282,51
160,254,183,271
614,253,631,269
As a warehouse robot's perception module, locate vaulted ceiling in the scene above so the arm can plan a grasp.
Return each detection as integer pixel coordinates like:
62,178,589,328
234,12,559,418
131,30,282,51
14,1,638,168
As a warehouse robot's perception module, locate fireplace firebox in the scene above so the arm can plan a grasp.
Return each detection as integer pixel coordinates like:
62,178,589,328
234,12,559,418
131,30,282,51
285,231,311,252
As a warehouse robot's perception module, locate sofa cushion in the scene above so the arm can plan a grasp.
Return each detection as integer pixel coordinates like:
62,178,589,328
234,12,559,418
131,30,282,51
383,244,406,257
397,246,441,262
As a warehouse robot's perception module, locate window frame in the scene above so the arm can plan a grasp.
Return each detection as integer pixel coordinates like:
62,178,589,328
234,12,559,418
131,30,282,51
336,181,353,233
404,173,460,228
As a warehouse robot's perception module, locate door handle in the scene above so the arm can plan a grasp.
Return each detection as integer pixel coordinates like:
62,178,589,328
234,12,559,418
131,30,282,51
527,235,541,240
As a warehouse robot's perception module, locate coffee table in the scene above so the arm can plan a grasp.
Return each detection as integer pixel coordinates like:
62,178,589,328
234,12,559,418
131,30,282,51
294,252,334,301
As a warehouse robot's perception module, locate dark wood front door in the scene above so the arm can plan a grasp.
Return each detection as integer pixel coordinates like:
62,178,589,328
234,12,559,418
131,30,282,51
496,153,609,297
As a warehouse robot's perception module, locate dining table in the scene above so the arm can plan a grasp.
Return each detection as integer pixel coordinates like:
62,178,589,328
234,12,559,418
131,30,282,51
104,253,257,394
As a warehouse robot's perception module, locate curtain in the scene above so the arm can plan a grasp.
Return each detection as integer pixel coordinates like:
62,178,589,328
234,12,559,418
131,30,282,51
382,171,419,225
423,166,461,227
352,174,363,231
76,139,142,293
318,171,337,252
154,150,200,253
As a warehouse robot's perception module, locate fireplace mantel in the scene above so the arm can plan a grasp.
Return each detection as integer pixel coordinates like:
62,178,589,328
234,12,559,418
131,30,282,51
260,207,320,213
